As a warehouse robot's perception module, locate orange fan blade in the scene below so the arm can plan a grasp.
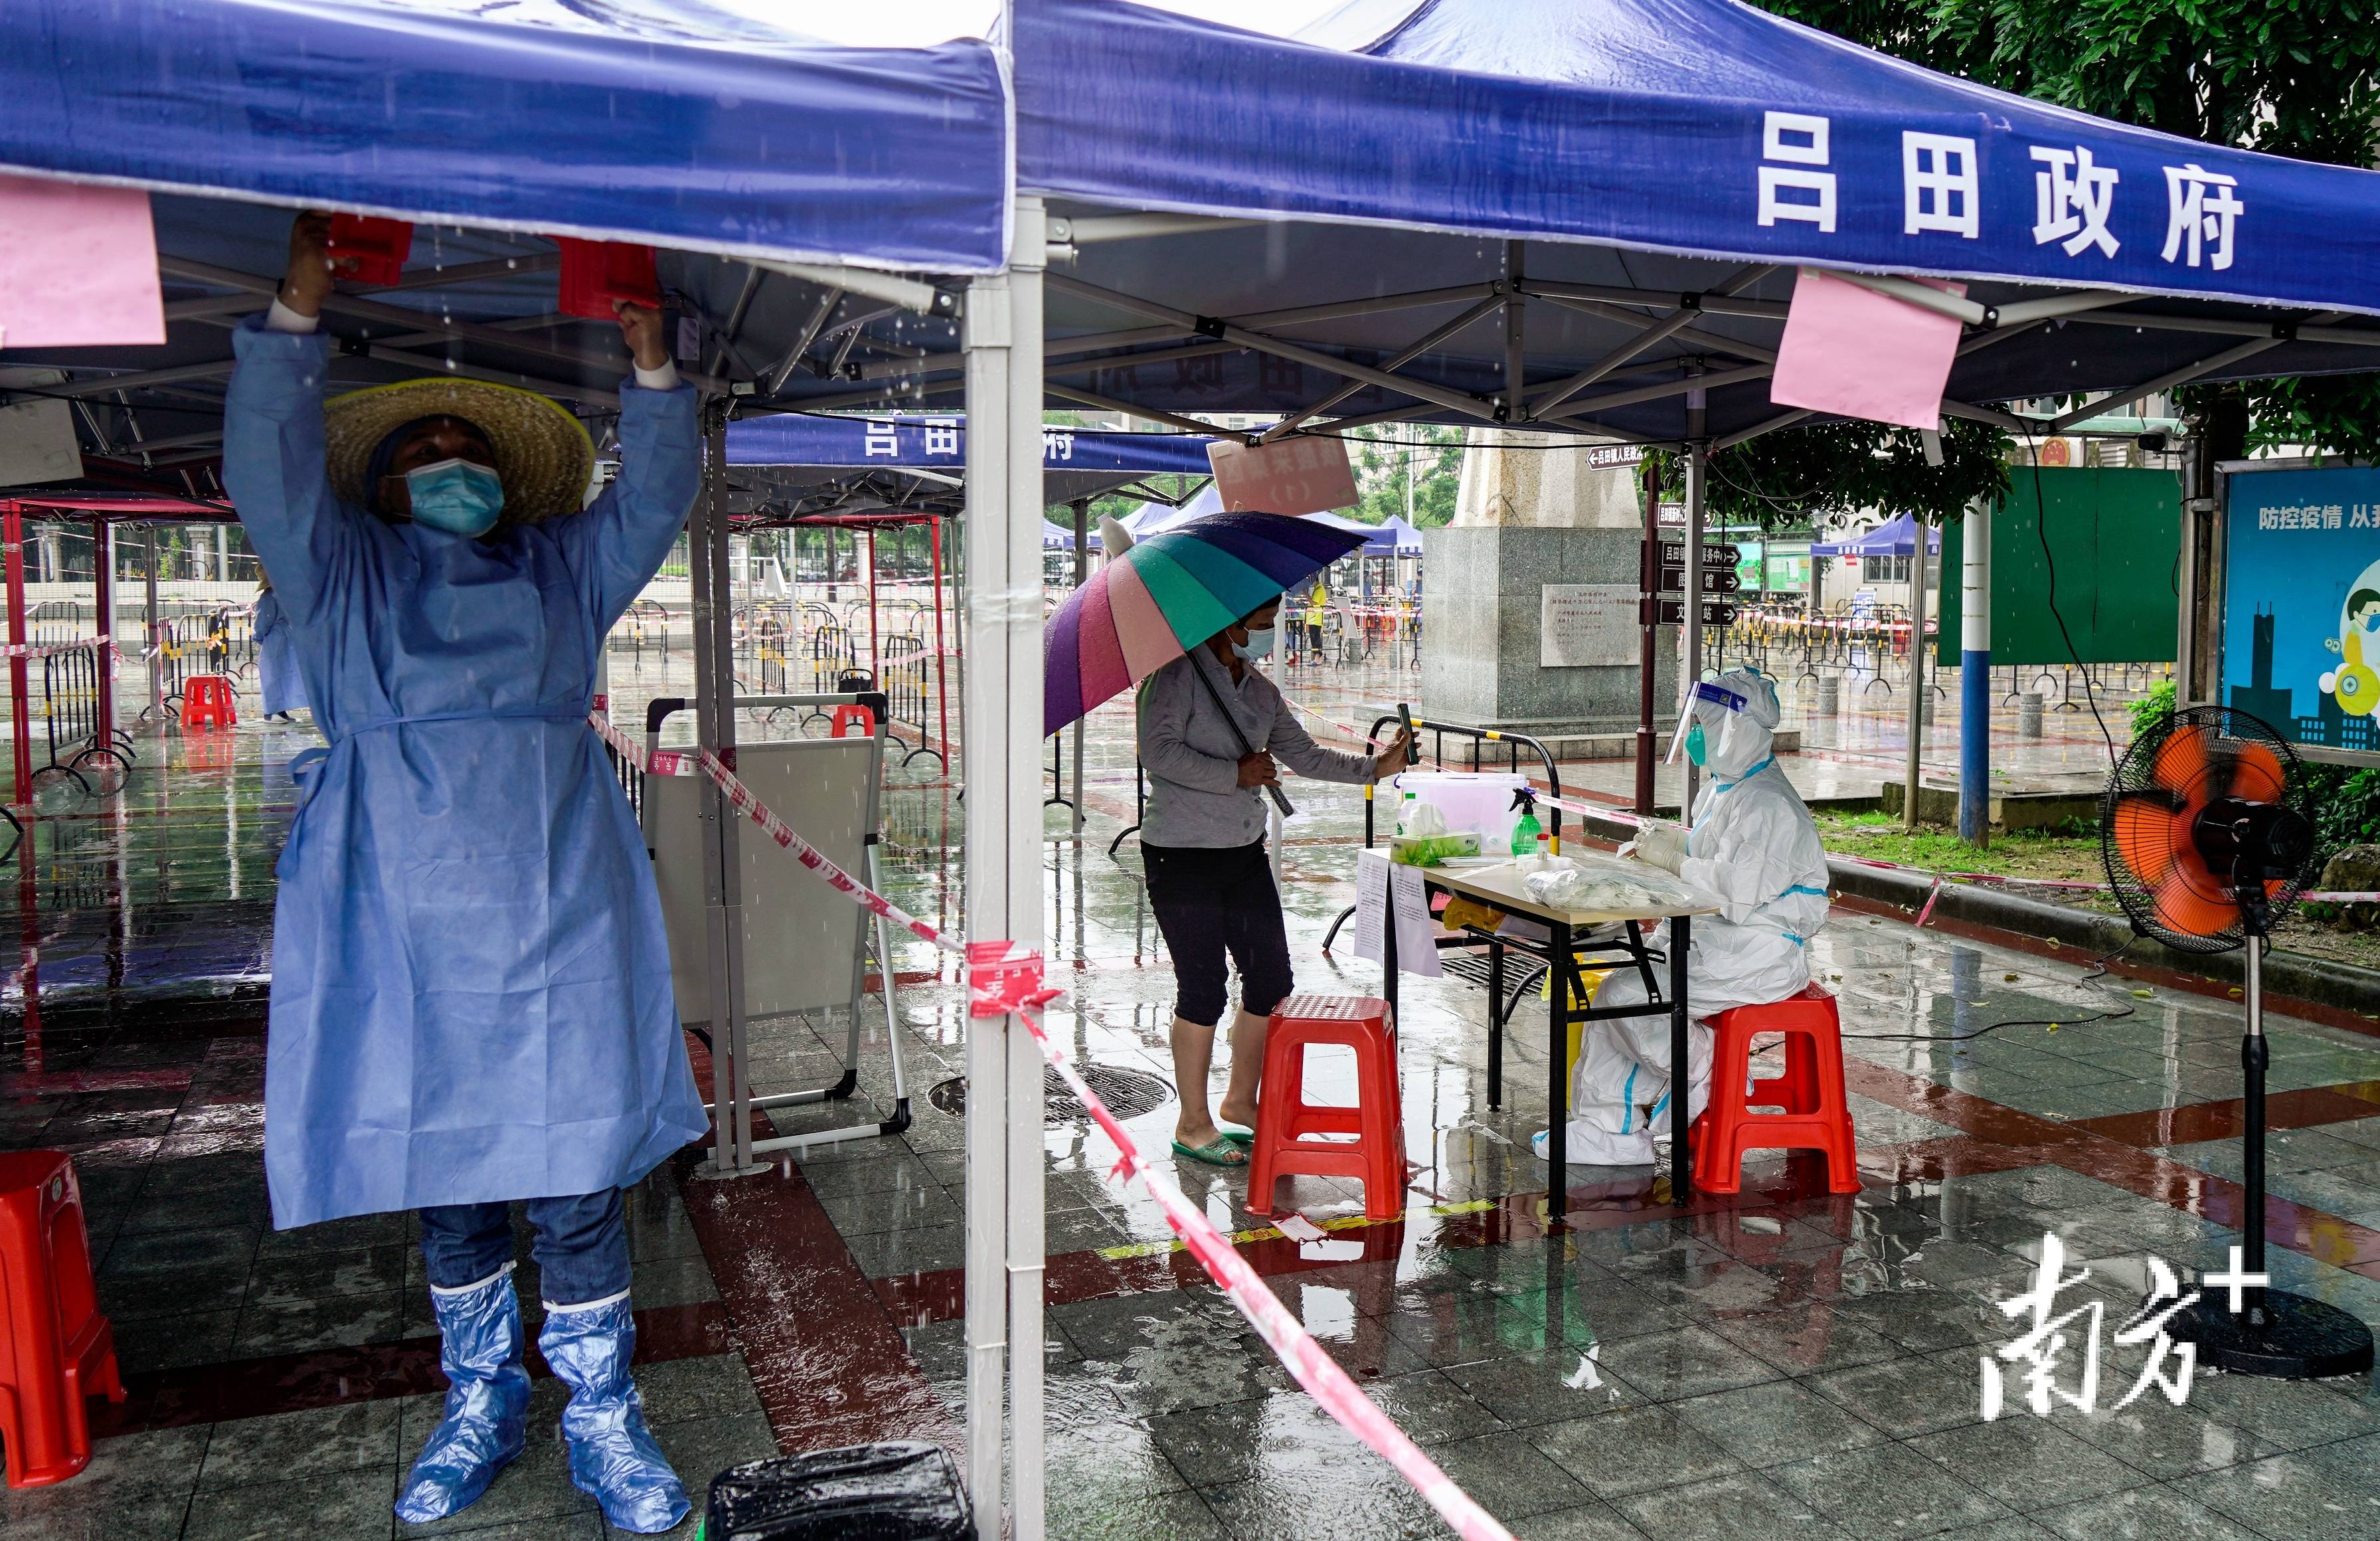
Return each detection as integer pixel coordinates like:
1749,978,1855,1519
2229,741,2286,803
2151,728,2209,795
2154,873,2241,938
2112,794,2183,887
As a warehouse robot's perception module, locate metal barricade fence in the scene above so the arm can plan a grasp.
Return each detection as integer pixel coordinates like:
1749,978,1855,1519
615,598,673,670
205,604,256,681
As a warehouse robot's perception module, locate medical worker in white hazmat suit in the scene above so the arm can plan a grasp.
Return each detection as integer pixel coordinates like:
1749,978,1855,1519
1533,667,1830,1165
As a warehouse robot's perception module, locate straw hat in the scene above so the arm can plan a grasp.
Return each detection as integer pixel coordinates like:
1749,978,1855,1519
323,377,596,524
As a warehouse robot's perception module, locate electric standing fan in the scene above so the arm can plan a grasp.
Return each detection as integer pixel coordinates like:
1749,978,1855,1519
2102,705,2375,1378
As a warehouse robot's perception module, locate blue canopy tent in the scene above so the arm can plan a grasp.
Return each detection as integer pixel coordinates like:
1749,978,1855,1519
721,412,1213,519
835,0,2380,1246
1810,512,1942,558
0,13,1056,1522
974,0,2380,449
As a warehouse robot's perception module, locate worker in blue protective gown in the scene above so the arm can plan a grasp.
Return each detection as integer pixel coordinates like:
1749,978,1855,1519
223,213,707,1534
251,575,306,720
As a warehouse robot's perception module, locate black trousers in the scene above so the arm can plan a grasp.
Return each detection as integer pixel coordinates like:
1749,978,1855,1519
1142,840,1295,1028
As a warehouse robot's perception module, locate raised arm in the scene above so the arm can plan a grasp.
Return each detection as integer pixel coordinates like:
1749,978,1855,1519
220,215,358,624
552,302,699,628
1261,685,1377,785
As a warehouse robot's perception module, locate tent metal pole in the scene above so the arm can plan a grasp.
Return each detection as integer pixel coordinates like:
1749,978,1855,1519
92,519,114,757
1683,367,1707,820
145,526,162,722
858,282,1501,385
1545,360,1772,424
1261,296,1505,440
691,401,760,1179
960,247,1011,1536
2047,331,2318,430
1071,497,1090,837
1526,291,1780,365
961,192,1051,1541
1001,194,1051,1541
1045,383,1248,442
1715,408,1812,450
1503,240,1525,418
1527,264,1772,416
1903,523,1930,831
1958,500,1991,846
4,504,27,808
931,516,952,761
1047,273,1503,422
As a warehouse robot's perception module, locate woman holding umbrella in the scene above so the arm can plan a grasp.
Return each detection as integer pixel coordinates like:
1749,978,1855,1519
1136,594,1410,1164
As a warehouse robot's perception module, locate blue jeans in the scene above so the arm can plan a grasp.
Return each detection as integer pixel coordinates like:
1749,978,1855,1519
418,1189,631,1307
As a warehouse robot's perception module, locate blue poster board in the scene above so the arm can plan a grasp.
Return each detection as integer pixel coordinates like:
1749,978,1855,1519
2222,466,2380,753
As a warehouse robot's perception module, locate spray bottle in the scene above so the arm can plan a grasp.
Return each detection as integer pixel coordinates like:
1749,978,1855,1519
1509,786,1544,858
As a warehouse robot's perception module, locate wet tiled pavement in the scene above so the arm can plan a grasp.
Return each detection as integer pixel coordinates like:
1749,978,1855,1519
5,640,2377,1541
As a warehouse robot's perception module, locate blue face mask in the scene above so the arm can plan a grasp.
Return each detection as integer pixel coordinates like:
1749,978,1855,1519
405,458,505,538
1685,720,1708,766
1232,626,1277,662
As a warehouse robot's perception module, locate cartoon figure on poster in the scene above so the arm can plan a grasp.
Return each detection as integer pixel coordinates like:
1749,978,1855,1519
2319,571,2380,718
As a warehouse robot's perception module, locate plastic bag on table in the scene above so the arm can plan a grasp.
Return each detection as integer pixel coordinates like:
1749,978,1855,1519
1523,854,1714,915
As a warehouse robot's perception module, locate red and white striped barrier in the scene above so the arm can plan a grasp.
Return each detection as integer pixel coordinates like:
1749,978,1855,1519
588,701,1517,1538
0,636,108,662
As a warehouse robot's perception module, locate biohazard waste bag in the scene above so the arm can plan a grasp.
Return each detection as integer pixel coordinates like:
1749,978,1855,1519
706,1443,968,1541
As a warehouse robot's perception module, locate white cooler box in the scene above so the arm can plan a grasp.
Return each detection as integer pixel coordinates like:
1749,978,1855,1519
1392,770,1533,853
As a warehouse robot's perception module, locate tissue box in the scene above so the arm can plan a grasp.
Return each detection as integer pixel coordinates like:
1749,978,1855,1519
1391,830,1481,867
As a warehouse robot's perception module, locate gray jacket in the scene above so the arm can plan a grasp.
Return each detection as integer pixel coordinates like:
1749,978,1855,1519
1135,648,1375,848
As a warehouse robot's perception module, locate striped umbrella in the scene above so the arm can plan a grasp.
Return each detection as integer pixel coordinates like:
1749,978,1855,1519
1043,511,1369,737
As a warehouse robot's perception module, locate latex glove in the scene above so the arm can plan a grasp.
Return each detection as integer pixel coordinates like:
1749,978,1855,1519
1628,819,1688,875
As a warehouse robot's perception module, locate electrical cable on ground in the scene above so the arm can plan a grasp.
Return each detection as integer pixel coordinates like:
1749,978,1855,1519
1837,937,2140,1043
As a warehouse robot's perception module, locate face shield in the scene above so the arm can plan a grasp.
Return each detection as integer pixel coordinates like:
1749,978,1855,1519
1665,668,1781,780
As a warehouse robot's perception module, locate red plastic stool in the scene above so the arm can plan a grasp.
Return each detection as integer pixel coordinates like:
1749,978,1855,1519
1687,984,1861,1196
0,1151,124,1487
1246,996,1406,1222
829,703,875,739
181,674,237,727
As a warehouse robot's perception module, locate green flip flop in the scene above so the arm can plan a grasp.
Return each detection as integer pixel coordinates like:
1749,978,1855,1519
1218,1127,1255,1146
1171,1136,1249,1166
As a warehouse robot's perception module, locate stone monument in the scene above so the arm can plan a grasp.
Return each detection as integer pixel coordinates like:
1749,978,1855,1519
1420,430,1677,757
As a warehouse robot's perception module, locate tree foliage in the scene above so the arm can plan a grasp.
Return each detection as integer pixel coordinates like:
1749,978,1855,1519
1346,424,1464,527
1754,0,2380,460
1648,418,2013,531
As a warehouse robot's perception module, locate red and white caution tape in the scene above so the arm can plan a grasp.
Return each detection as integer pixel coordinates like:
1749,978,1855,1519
968,945,1515,1541
588,704,1516,1540
0,635,108,662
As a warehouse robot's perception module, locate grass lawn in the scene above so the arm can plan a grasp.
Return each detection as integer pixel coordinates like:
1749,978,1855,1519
1812,810,2104,885
1813,810,2380,980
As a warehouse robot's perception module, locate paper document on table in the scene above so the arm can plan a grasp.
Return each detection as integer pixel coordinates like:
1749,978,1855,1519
1353,848,1442,978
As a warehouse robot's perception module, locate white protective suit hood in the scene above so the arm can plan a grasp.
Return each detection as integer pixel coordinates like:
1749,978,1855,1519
1688,668,1781,781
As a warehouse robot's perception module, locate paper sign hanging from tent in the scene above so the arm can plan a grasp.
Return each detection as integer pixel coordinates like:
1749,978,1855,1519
1769,268,1964,432
555,237,663,320
0,173,165,349
1209,434,1358,515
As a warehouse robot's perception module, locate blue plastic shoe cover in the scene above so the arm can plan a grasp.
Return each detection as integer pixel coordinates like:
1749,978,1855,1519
394,1265,531,1524
540,1294,692,1534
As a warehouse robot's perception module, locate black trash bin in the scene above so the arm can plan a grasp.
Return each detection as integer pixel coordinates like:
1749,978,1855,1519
707,1442,968,1541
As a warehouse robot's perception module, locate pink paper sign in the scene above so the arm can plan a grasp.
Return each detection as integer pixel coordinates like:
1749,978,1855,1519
1209,434,1359,515
1769,268,1963,432
0,174,166,349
